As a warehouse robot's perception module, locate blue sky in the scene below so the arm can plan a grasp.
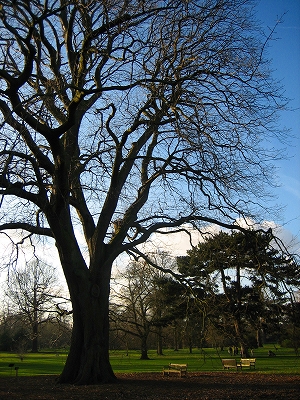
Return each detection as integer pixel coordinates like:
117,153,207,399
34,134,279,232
255,0,300,244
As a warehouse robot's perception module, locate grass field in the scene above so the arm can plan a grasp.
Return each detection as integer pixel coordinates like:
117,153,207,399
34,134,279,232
0,345,299,377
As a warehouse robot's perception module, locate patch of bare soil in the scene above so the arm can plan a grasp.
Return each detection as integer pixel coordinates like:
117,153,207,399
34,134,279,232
1,372,300,400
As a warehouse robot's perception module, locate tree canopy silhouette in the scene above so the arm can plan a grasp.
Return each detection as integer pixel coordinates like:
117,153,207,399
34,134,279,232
177,230,300,355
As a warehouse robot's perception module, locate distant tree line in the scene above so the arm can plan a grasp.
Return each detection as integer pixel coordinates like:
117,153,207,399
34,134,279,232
1,230,299,358
0,313,72,354
109,230,300,358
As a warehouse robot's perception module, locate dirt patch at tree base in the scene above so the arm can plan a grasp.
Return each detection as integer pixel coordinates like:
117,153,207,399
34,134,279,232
1,372,300,400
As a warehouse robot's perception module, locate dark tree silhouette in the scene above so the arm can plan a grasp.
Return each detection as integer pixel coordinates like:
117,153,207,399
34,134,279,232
177,230,300,355
0,0,287,384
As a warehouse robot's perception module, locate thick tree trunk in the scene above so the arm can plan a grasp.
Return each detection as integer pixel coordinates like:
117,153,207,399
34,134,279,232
233,319,249,358
49,205,118,384
140,335,149,360
188,338,193,354
157,328,163,356
55,239,116,384
31,288,39,353
173,320,179,351
58,284,116,384
256,328,264,348
31,321,39,353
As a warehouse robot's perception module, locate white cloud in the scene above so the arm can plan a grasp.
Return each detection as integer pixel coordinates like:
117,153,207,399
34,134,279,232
137,219,300,258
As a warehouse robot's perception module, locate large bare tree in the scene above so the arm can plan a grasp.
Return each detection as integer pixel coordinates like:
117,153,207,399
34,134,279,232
0,0,286,384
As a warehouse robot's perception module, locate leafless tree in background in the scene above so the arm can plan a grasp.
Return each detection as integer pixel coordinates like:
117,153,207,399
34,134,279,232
5,259,62,353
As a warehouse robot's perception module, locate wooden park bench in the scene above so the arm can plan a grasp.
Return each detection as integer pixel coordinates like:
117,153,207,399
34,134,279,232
221,359,242,370
240,358,256,369
163,363,188,377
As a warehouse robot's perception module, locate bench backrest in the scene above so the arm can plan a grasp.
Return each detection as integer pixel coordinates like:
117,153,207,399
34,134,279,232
222,359,237,366
241,358,256,363
169,363,187,369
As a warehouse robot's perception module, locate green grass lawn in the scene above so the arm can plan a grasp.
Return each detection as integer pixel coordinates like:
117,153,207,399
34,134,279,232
0,351,68,377
0,345,299,377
